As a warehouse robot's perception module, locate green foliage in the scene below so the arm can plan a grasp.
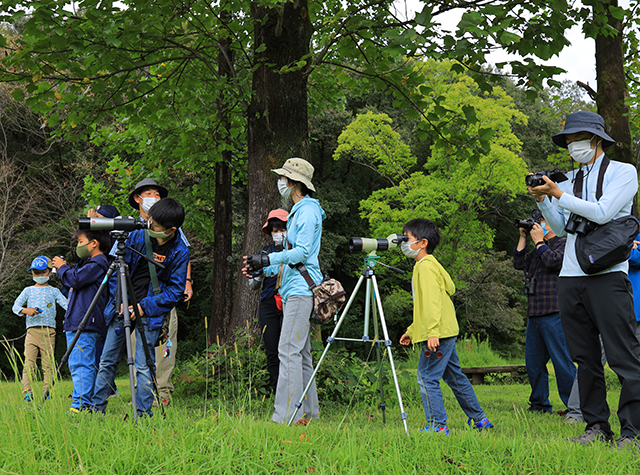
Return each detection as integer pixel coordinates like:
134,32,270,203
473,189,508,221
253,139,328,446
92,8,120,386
334,111,415,182
357,61,528,278
175,327,271,402
452,251,526,357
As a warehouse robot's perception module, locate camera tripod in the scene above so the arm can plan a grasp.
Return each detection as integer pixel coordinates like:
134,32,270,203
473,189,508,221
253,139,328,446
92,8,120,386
44,231,165,420
287,253,409,435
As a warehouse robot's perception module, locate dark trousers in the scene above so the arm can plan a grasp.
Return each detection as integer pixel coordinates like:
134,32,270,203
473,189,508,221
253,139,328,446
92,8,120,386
258,296,283,392
558,272,640,438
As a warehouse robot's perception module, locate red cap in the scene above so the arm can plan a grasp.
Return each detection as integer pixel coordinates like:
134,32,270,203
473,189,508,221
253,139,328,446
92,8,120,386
262,209,289,234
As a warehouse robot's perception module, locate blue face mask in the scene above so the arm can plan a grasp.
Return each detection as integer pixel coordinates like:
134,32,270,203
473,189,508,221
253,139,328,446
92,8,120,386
541,222,549,236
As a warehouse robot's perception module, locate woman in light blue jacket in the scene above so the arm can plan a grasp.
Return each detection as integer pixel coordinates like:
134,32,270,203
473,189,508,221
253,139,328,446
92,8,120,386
244,158,325,424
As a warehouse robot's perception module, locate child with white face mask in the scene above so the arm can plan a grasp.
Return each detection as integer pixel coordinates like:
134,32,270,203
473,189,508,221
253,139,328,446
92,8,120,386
247,209,289,393
12,256,68,402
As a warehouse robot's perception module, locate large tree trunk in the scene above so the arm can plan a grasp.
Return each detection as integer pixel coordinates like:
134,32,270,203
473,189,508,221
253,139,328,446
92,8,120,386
208,8,235,345
595,0,632,164
228,0,313,336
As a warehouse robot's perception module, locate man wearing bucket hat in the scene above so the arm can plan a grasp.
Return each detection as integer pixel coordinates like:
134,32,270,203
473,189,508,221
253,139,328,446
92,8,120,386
243,158,325,424
528,111,640,449
247,209,289,392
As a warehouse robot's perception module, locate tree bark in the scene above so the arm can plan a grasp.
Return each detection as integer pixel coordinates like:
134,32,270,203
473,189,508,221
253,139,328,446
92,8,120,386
208,8,235,345
594,0,632,164
228,0,313,336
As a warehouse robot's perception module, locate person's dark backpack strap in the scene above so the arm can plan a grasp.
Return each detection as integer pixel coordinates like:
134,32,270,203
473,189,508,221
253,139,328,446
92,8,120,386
595,156,610,201
573,156,609,201
143,230,162,296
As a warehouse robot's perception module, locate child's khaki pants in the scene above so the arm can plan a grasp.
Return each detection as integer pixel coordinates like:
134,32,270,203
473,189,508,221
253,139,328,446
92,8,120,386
22,327,56,396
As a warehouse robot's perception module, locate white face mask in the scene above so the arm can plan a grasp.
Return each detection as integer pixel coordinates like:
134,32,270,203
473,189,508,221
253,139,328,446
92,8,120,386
33,276,49,284
139,196,160,214
401,240,419,259
272,232,285,245
277,177,291,199
568,136,597,164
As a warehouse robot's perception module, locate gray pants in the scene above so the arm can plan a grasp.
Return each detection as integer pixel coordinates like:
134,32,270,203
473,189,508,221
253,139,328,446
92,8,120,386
272,295,319,424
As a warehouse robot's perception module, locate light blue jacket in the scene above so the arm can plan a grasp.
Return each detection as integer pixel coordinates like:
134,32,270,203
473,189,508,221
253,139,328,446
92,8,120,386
265,197,325,302
537,153,638,277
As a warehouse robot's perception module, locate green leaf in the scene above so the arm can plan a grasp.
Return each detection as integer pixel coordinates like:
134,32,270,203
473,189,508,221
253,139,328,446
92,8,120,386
11,88,25,101
608,5,625,19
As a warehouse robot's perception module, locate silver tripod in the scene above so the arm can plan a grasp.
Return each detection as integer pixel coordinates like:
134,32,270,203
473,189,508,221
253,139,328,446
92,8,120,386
287,253,409,435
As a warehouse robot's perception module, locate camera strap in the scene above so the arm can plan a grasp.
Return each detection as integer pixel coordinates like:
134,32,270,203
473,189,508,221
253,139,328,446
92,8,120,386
143,230,162,296
573,156,609,201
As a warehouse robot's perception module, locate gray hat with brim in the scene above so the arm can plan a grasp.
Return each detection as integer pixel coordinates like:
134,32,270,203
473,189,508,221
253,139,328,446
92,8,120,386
128,178,168,210
552,111,615,149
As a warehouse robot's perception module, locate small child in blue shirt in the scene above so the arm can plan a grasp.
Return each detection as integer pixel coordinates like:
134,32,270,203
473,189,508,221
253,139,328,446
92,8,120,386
12,256,68,402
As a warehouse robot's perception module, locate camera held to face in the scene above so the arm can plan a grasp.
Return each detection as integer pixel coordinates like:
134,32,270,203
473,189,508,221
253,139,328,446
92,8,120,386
525,169,568,188
514,209,543,233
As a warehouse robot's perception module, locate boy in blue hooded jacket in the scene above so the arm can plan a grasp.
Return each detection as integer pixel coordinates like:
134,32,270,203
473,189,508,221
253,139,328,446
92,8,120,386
92,198,190,417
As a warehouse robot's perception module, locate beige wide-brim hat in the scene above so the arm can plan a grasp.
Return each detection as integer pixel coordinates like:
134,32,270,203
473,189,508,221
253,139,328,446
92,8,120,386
271,158,316,192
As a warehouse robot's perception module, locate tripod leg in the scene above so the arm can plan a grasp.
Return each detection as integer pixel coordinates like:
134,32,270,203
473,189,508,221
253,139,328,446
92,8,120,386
371,275,409,435
117,264,139,420
286,274,367,426
125,270,164,418
43,261,117,403
372,295,387,424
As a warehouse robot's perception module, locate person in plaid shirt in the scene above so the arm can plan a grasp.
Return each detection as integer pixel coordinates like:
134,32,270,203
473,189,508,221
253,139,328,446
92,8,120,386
514,213,576,415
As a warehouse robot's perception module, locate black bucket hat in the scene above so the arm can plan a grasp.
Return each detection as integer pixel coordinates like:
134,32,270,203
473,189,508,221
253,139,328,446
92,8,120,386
128,178,168,210
552,111,615,149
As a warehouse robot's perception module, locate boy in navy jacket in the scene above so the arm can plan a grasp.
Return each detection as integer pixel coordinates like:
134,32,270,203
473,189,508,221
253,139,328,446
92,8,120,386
52,230,111,412
92,198,189,417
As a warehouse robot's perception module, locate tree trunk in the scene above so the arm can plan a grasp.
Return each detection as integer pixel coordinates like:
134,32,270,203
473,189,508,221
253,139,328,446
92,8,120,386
595,0,632,164
228,0,313,336
208,8,235,345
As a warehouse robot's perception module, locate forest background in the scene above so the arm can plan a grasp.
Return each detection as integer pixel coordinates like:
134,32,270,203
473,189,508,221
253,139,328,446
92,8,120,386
0,0,639,379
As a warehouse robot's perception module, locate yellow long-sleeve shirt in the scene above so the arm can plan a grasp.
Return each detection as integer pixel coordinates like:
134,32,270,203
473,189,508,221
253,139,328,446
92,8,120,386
406,254,459,344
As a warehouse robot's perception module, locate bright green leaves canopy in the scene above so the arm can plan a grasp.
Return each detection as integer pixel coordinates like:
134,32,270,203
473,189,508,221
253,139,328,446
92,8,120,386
333,111,414,184
352,61,528,282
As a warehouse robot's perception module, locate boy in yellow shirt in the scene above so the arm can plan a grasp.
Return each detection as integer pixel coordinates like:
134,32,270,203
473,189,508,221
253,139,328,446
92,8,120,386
399,219,493,434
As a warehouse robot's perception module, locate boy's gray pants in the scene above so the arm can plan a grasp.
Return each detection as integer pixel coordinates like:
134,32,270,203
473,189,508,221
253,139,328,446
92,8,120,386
272,295,319,424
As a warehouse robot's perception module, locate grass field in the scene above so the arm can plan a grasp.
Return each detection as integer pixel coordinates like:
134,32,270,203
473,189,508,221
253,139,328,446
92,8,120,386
1,367,639,475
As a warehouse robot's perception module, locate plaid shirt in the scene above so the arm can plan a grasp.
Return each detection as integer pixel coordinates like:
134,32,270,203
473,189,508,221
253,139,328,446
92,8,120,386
513,235,566,317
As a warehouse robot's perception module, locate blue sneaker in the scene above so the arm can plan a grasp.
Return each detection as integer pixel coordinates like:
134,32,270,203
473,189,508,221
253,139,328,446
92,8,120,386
420,424,450,435
24,394,33,403
467,417,494,430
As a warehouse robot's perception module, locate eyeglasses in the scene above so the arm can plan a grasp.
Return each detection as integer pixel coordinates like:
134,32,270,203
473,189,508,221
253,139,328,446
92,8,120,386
424,351,443,359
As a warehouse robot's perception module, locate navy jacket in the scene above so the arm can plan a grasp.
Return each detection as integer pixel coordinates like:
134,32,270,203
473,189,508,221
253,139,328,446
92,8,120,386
59,254,110,333
104,229,190,330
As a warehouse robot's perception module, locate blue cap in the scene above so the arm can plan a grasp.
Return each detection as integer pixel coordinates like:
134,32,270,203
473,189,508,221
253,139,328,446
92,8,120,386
29,256,52,271
95,205,120,218
552,111,615,149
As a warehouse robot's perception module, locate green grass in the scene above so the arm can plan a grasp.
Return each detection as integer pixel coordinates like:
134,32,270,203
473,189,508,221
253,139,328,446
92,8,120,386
1,369,639,474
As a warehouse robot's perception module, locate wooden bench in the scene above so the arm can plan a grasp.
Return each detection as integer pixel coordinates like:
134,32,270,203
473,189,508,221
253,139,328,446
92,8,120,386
462,365,527,385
